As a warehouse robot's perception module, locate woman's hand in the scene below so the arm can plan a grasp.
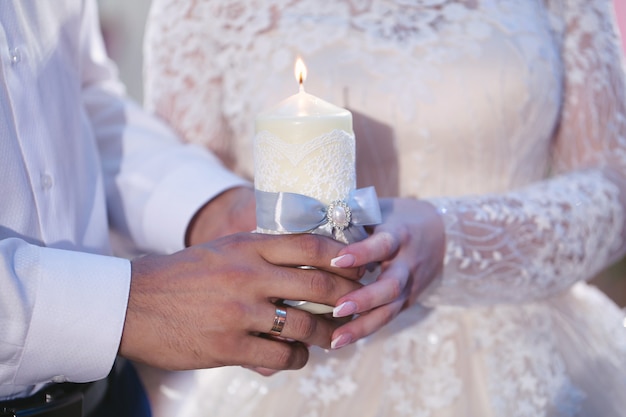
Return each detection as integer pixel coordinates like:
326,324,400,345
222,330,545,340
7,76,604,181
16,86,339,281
328,198,446,349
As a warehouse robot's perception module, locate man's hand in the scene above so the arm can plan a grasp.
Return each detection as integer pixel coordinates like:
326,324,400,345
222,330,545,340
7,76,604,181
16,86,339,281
119,232,362,372
186,187,256,245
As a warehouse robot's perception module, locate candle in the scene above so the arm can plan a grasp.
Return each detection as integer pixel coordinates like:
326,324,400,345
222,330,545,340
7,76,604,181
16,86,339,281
253,58,381,314
254,58,356,208
256,60,353,150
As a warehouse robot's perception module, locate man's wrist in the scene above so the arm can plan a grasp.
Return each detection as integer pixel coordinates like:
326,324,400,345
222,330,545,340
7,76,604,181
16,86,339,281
185,186,256,246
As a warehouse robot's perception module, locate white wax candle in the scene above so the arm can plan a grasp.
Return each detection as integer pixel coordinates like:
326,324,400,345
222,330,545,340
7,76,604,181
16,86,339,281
255,88,353,146
254,59,358,315
254,58,355,205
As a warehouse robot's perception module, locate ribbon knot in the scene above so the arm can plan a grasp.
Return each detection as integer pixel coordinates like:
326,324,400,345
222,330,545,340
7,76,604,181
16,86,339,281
255,186,382,242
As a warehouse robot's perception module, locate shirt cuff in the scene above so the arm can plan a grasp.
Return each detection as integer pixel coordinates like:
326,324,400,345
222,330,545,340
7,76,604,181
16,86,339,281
15,246,130,385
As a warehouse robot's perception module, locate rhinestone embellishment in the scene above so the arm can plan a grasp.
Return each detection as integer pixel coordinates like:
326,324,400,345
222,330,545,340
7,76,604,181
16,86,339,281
327,200,352,231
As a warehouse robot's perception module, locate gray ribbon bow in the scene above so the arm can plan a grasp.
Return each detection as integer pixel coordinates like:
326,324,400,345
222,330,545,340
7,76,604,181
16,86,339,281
255,186,382,242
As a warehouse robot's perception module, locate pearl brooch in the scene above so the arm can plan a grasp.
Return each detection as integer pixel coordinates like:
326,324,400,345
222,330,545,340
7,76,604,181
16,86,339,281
326,200,352,231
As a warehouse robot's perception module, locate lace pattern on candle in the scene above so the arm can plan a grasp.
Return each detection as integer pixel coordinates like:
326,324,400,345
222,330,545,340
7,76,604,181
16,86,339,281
254,129,356,204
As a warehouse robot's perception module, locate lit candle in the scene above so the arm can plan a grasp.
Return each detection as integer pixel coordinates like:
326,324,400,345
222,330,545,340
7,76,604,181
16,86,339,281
254,58,355,207
253,58,380,314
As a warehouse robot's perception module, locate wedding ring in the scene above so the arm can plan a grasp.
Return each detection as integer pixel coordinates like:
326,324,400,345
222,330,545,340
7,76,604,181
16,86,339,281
269,308,287,336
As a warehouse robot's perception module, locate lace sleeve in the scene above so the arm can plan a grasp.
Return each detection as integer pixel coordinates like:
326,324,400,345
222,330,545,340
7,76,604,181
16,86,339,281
421,0,626,307
142,0,236,168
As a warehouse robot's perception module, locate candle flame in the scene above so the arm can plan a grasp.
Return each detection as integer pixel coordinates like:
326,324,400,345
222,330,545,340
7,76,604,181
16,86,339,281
294,57,307,88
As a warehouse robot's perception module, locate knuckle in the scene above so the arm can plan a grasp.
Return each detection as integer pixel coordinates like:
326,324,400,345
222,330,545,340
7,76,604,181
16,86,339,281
291,314,317,340
377,231,398,255
297,234,326,262
215,301,251,330
272,344,297,369
307,271,335,296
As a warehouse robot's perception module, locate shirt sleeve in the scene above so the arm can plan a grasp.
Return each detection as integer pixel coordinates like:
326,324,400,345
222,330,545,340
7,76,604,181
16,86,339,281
1,0,249,398
79,0,249,255
0,238,130,397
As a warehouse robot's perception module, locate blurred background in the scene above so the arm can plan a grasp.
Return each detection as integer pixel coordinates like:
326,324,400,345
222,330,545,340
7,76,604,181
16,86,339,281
98,0,151,102
96,0,626,307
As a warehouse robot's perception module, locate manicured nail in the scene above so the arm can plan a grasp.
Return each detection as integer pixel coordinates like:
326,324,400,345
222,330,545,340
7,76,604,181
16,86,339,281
331,333,352,350
333,301,357,318
330,254,355,268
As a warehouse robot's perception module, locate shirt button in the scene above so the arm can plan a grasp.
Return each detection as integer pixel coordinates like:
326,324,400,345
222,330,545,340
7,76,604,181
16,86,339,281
51,375,67,383
9,47,21,64
40,173,54,190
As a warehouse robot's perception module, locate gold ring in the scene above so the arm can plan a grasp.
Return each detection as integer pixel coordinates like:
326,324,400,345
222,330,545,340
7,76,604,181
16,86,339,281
269,308,287,336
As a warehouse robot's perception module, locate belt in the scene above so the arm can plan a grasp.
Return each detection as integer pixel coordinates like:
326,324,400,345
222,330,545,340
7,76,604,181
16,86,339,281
0,372,109,417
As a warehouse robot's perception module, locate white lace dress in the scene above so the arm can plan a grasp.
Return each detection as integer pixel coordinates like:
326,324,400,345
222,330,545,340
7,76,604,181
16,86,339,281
142,1,626,416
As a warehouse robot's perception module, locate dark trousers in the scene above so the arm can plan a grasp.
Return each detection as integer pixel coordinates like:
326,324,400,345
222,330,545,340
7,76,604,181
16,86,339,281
89,360,152,417
0,360,151,417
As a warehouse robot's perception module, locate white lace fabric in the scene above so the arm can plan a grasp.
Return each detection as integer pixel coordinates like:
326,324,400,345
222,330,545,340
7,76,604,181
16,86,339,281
254,129,356,203
422,0,626,307
143,0,626,416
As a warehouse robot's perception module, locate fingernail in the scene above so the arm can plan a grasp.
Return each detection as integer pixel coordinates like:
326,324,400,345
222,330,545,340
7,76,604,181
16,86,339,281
330,254,355,268
331,333,352,350
333,301,357,318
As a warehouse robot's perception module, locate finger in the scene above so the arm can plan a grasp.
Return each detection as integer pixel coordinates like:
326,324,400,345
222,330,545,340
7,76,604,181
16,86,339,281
333,262,410,318
237,335,310,370
256,305,342,349
264,265,363,308
330,299,404,349
332,231,400,268
257,233,361,278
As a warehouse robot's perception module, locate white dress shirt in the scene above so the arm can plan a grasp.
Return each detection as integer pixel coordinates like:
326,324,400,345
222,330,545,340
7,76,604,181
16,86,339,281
0,0,247,400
